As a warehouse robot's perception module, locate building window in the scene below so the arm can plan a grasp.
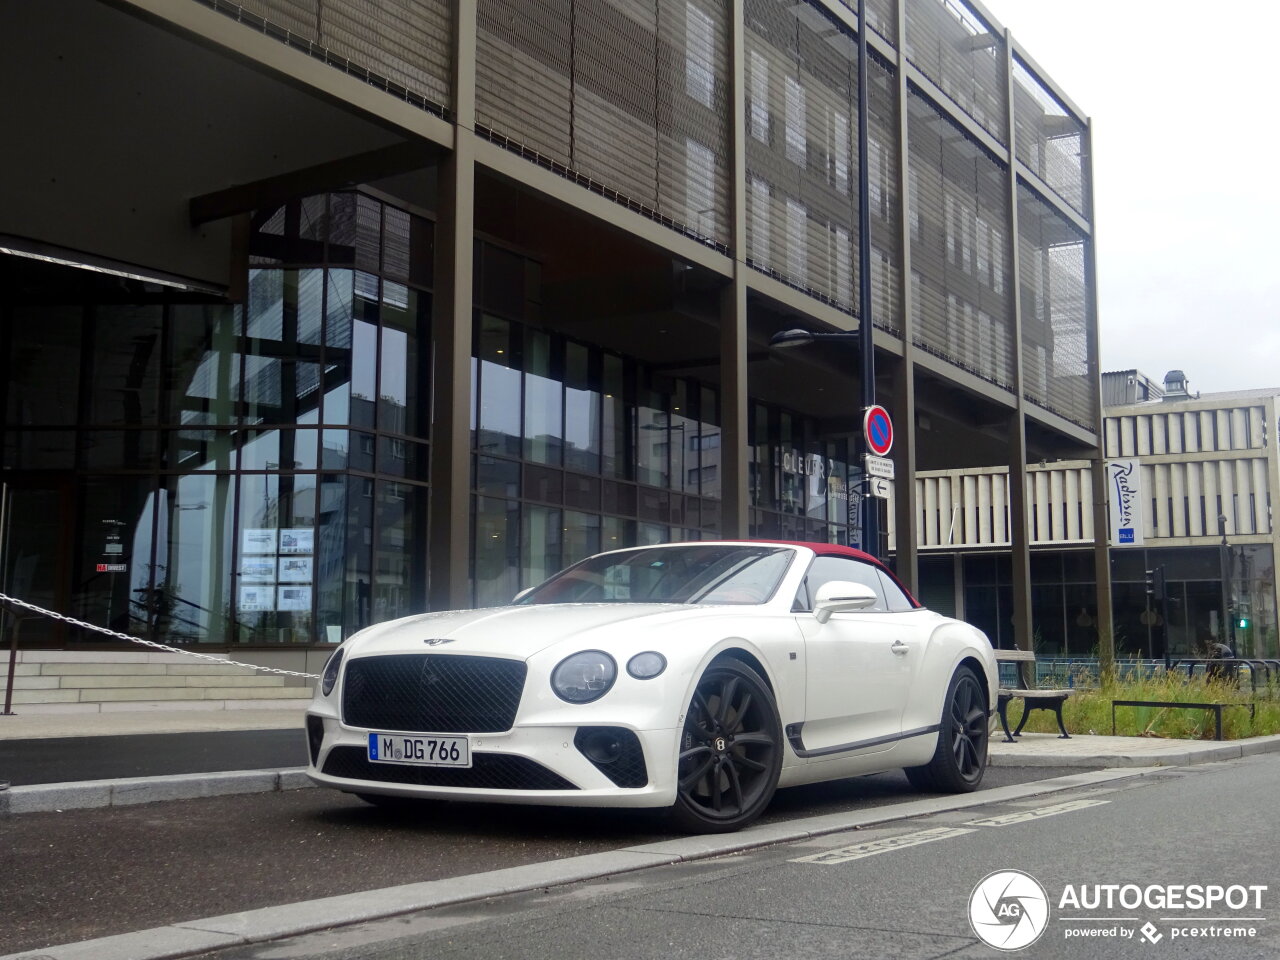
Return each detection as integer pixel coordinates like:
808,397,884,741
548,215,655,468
785,75,806,166
748,50,769,142
685,2,715,108
686,139,716,238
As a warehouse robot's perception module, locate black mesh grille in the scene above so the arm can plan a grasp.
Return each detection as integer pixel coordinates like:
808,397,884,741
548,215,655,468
322,746,578,791
574,727,648,788
342,654,526,733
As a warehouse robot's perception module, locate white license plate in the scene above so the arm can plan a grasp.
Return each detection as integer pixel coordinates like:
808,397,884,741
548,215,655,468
367,732,471,768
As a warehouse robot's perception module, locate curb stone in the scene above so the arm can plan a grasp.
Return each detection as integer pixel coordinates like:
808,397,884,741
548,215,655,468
0,769,313,816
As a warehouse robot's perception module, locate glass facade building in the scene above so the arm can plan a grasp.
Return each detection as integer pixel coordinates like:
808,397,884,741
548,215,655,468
0,0,1104,659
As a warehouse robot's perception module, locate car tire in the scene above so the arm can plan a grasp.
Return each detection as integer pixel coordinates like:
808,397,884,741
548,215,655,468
670,659,783,834
904,665,987,793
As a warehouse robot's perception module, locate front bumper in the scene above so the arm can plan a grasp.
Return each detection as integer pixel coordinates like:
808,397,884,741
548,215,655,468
305,711,680,808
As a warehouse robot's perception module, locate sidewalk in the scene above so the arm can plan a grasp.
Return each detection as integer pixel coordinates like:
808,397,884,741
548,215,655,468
3,706,1279,816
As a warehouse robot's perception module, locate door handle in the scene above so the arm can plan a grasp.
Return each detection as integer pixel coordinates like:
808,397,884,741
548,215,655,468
891,640,909,656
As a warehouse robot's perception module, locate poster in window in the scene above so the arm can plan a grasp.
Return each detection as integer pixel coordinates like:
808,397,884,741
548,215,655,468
238,585,274,612
277,585,312,612
242,528,277,555
277,556,313,583
279,528,314,555
239,556,276,583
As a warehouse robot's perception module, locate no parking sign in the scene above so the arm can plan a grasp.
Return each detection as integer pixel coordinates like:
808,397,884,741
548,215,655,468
863,405,894,457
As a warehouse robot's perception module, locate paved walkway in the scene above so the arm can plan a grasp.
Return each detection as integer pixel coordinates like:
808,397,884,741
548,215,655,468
3,706,1279,816
0,706,307,740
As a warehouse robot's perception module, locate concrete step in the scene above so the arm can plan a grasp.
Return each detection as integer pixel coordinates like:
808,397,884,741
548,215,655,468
35,674,287,689
35,662,257,677
16,650,231,665
11,698,312,715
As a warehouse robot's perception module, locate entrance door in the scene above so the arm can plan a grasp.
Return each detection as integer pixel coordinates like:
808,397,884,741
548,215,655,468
1,475,74,646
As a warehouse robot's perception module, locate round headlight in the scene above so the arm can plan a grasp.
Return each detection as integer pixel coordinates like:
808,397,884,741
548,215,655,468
626,651,667,680
321,647,344,696
551,650,616,703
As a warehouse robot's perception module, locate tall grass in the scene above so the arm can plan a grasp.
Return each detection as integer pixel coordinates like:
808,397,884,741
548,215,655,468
1005,673,1280,740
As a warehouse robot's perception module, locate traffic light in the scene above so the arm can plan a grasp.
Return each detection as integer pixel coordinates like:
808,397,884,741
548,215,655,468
1145,567,1165,602
1236,600,1251,630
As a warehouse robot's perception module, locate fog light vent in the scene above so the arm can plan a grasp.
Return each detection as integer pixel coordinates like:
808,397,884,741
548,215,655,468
306,715,325,767
573,726,647,788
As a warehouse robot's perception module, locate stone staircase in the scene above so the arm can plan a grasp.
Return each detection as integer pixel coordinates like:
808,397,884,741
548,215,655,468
4,650,314,714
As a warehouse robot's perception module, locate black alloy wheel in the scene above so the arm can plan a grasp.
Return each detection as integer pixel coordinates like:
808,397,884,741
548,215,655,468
671,659,782,833
905,665,987,793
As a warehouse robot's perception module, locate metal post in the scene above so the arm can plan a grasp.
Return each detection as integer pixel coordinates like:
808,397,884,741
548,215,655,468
1218,513,1230,650
1160,565,1171,671
856,0,878,559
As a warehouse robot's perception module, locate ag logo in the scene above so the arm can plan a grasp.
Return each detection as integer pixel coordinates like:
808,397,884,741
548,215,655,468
968,869,1050,951
422,638,456,646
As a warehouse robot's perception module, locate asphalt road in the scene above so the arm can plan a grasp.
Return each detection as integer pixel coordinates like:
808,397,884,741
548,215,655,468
0,729,308,785
183,754,1280,960
0,765,1090,956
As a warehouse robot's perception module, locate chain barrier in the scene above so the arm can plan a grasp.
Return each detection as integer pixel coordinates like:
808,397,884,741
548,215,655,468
0,592,319,680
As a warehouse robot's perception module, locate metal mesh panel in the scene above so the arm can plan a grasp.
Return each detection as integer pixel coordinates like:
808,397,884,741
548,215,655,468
342,654,527,733
743,0,899,331
903,0,1005,141
1012,57,1087,216
475,0,731,248
322,746,579,790
204,0,452,114
1018,184,1094,429
907,85,1012,389
321,1,452,109
834,0,897,45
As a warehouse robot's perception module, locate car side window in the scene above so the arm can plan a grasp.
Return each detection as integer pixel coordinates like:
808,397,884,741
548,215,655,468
876,569,915,612
796,556,889,613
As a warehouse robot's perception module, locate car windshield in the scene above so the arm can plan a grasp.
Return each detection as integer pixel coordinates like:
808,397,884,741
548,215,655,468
516,545,793,605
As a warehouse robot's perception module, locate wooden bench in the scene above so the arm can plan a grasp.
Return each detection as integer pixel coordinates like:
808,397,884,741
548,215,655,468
994,649,1072,743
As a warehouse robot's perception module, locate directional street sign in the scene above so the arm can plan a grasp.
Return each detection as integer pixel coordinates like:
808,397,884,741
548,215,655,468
863,455,895,479
863,405,894,457
868,477,892,499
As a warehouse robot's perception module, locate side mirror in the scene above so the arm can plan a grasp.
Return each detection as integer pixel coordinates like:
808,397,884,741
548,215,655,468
813,580,878,623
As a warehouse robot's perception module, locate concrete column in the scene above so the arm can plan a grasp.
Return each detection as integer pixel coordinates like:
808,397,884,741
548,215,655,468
428,0,477,610
719,0,749,538
891,0,918,593
1084,116,1115,673
1003,29,1032,651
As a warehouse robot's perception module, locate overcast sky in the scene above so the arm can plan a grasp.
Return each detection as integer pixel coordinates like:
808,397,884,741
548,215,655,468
979,0,1280,395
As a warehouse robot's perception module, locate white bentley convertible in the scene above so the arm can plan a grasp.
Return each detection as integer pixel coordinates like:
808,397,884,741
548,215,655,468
306,541,998,832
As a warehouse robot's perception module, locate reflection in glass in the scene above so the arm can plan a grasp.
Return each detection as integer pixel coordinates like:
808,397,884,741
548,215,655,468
523,329,562,465
564,342,600,473
473,496,520,607
153,474,233,644
478,316,521,458
522,504,562,590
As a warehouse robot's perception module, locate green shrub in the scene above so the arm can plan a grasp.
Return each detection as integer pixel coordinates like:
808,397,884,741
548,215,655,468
1005,672,1280,740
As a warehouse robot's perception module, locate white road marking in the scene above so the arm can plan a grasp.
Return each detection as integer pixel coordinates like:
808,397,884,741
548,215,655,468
789,827,975,865
964,797,1110,826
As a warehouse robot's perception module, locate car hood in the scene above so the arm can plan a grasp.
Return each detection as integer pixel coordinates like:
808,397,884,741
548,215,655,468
344,603,719,660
